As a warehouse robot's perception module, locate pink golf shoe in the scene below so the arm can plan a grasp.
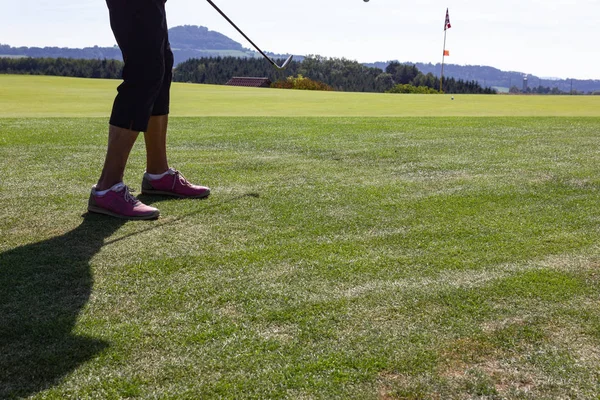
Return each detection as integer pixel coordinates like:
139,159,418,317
88,183,160,220
141,168,210,199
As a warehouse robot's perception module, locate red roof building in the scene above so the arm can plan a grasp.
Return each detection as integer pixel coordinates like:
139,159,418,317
226,77,272,88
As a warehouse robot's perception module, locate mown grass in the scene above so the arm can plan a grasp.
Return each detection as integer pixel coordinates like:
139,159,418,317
2,74,600,118
1,76,600,398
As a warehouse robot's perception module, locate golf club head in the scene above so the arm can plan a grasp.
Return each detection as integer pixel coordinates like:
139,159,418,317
276,55,293,70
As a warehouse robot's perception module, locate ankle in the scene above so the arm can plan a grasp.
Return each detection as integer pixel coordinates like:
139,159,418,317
145,167,169,175
96,180,123,192
145,168,173,180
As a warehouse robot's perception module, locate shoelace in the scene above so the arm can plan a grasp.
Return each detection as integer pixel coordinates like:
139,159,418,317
120,186,139,204
173,170,192,189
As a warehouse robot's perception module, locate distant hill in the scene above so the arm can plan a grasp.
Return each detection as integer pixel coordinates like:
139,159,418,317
2,25,599,93
367,62,600,94
169,25,243,51
167,25,259,63
0,25,290,66
0,44,123,61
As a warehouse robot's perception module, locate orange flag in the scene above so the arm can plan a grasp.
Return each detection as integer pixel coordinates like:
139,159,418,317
443,50,450,56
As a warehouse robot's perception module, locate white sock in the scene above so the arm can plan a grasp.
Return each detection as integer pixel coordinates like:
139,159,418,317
93,182,124,196
145,168,174,180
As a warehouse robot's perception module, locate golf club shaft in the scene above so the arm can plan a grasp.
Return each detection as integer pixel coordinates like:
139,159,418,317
205,0,284,69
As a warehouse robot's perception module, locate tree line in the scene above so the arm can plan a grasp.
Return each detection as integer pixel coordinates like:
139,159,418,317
172,55,297,85
174,56,495,94
509,85,591,95
378,62,600,94
0,55,495,94
0,57,123,79
0,44,123,62
382,62,495,94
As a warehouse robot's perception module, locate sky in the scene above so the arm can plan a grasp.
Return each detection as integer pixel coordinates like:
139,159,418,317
1,0,599,80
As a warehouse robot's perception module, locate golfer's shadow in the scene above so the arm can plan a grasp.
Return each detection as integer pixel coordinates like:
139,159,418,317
137,191,259,212
0,213,125,398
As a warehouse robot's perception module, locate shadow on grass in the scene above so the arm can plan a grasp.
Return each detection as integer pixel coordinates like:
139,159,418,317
0,213,126,398
97,192,261,244
0,192,259,397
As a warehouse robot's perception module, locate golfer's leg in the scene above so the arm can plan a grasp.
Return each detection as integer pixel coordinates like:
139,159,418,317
96,125,139,191
144,18,173,175
97,0,167,188
144,115,169,175
138,2,208,199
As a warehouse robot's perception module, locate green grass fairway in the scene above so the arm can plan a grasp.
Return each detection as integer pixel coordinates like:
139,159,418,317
1,74,600,117
1,75,600,399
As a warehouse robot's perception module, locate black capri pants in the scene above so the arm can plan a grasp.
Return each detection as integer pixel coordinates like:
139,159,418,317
106,0,174,132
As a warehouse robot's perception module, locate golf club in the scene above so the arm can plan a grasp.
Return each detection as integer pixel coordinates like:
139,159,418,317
205,0,293,70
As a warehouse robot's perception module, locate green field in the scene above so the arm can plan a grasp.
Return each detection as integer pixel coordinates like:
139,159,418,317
1,74,600,399
2,74,600,118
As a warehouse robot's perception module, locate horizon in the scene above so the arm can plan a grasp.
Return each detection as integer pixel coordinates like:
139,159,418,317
1,25,595,83
2,0,599,81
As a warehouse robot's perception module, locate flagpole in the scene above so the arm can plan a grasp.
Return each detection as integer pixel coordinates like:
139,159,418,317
440,29,447,93
440,8,450,93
